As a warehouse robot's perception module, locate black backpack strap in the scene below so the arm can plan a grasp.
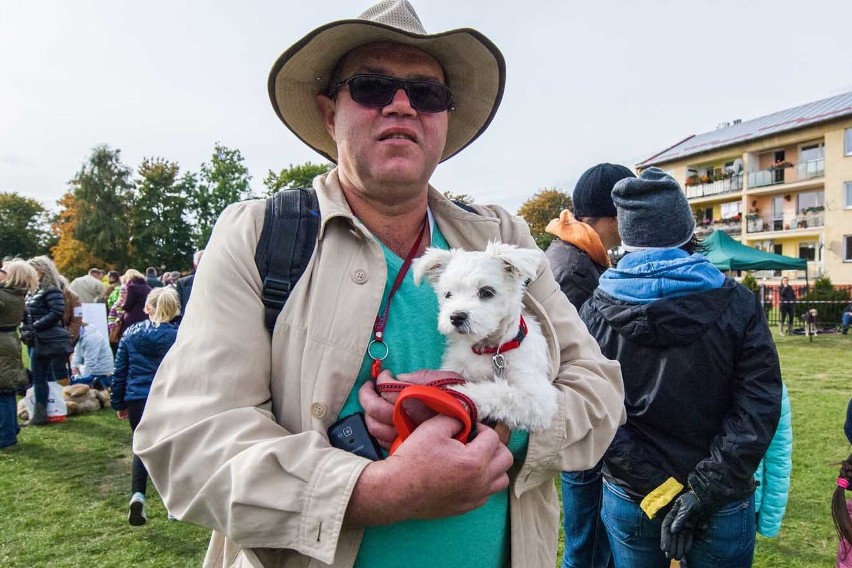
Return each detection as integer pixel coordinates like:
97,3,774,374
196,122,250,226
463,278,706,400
254,188,320,334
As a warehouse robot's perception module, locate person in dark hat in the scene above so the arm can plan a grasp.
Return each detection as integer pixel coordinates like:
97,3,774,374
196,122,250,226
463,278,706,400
546,163,635,311
578,167,782,566
133,2,625,567
547,163,634,568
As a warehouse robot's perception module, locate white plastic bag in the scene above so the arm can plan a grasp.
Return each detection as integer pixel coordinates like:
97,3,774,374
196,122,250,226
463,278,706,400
23,382,68,421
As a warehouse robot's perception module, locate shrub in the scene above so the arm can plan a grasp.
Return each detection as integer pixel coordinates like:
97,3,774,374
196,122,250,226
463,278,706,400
794,275,852,325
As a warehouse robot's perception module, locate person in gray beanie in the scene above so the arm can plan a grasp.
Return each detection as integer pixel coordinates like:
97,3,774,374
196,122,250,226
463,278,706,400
612,167,695,251
577,166,782,565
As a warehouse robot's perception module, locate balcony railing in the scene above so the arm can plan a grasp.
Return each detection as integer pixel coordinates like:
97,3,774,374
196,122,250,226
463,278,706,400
745,210,824,233
695,219,742,237
684,173,743,199
747,158,824,188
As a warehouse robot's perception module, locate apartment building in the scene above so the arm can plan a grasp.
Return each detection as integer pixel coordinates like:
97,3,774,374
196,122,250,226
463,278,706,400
636,91,852,285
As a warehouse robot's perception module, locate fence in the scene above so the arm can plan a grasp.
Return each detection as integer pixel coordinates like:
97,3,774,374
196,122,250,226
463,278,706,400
758,284,852,328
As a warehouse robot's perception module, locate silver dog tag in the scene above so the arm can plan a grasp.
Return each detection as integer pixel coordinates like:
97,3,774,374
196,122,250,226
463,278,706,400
492,353,506,378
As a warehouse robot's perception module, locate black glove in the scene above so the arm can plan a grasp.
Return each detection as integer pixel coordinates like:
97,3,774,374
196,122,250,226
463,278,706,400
660,491,707,560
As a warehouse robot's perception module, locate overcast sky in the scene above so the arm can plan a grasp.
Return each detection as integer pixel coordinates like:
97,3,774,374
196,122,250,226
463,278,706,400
2,0,851,215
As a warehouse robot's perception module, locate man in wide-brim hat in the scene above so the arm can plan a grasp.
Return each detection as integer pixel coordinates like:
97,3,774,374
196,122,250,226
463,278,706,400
134,2,625,567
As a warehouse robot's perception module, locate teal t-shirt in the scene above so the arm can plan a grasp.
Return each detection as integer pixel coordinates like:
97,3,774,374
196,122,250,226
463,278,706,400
338,223,529,568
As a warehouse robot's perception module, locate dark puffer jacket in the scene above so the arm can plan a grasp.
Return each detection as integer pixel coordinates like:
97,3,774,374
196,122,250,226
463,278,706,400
24,285,65,333
545,239,607,310
0,284,29,392
111,319,178,410
580,278,782,512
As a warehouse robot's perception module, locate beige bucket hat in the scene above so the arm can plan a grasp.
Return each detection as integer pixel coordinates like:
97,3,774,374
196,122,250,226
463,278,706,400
268,0,505,163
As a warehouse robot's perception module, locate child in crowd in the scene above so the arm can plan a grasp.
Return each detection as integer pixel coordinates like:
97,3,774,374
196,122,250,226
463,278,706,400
833,399,852,568
111,287,180,526
70,322,114,390
834,455,852,568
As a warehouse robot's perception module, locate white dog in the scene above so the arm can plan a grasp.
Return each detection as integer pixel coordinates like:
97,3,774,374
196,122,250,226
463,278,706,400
412,241,557,431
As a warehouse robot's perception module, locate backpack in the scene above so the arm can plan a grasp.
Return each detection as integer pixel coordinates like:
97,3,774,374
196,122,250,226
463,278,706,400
254,188,478,334
254,188,320,334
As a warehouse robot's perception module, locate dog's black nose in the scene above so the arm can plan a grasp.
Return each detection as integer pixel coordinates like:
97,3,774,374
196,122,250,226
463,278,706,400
450,312,468,328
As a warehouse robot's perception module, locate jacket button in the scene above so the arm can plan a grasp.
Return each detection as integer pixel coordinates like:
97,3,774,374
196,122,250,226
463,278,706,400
352,269,368,284
311,403,327,418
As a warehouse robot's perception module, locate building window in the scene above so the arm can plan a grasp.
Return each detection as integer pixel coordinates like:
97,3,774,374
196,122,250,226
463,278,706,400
797,190,824,212
799,241,817,262
845,235,852,262
846,128,852,156
846,181,852,208
720,201,741,219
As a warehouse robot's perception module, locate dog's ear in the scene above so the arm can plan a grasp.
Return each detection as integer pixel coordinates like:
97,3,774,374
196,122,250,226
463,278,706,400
412,247,454,285
485,241,543,282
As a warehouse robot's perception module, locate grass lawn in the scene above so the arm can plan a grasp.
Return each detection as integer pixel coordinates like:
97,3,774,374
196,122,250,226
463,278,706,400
1,329,848,567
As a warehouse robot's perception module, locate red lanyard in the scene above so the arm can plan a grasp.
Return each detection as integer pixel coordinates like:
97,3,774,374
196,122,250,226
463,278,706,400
369,216,428,379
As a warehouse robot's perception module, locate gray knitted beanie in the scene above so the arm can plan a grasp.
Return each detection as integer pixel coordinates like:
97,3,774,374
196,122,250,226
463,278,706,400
612,167,695,251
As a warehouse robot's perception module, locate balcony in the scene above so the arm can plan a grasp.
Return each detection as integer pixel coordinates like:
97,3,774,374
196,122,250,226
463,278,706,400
695,219,742,238
684,173,743,199
747,159,824,189
745,209,824,234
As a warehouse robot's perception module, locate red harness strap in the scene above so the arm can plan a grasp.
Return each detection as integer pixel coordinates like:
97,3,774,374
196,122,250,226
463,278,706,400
376,378,477,454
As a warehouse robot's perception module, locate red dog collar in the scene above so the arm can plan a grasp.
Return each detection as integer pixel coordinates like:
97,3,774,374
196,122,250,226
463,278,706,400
471,315,528,355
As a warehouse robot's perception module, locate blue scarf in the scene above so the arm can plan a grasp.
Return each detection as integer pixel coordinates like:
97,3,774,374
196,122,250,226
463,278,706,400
598,248,725,304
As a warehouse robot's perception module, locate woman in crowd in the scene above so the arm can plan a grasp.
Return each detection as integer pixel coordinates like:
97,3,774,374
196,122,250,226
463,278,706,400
0,260,38,447
111,287,179,525
119,269,151,334
22,256,68,427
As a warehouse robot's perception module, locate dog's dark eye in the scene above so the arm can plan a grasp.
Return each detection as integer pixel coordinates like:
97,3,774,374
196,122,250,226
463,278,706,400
444,291,452,299
478,287,496,299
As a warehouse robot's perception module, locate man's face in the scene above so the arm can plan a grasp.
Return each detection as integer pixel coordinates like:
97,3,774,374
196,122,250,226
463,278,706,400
317,43,449,197
782,278,788,285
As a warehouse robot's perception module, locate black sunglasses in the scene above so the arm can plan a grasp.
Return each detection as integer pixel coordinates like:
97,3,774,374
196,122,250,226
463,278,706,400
328,74,454,113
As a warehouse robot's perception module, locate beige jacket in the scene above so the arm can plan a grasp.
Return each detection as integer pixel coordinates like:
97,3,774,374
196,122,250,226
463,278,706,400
133,171,625,568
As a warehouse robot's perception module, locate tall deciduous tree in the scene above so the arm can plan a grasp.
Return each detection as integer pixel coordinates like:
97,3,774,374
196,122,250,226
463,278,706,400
190,143,253,248
69,145,134,268
51,192,106,278
517,188,573,250
129,158,195,272
263,162,332,195
0,191,53,258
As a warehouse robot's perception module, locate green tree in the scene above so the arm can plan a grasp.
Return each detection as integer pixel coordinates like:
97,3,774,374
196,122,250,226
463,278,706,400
129,158,195,272
516,188,573,250
263,162,332,195
189,143,253,248
69,145,134,268
0,192,53,258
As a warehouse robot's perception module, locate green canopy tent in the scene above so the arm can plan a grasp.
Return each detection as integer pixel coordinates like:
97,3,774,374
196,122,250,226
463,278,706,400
700,230,807,272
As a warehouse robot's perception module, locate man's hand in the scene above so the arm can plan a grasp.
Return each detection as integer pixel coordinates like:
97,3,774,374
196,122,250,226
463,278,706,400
660,491,707,560
116,409,128,420
359,370,466,449
346,414,513,526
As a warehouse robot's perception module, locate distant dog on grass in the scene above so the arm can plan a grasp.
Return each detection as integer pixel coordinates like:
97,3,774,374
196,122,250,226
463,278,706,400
413,241,557,431
18,383,110,420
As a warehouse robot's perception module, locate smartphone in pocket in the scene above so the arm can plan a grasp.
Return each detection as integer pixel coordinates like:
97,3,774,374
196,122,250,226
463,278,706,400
327,412,383,461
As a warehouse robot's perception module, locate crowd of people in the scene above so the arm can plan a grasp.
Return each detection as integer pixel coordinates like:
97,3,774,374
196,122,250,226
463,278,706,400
0,253,201,525
1,1,850,566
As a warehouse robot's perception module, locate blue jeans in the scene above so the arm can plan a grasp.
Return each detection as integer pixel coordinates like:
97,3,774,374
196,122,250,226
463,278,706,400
0,393,18,448
70,374,113,390
561,462,613,568
29,350,63,404
601,480,755,568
